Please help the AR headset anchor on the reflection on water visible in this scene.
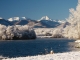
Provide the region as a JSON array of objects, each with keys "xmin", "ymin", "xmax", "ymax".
[{"xmin": 0, "ymin": 38, "xmax": 79, "ymax": 57}]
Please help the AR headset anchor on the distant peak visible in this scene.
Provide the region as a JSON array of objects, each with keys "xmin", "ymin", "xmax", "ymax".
[
  {"xmin": 41, "ymin": 16, "xmax": 50, "ymax": 20},
  {"xmin": 38, "ymin": 16, "xmax": 51, "ymax": 21},
  {"xmin": 8, "ymin": 17, "xmax": 20, "ymax": 21},
  {"xmin": 8, "ymin": 17, "xmax": 27, "ymax": 21}
]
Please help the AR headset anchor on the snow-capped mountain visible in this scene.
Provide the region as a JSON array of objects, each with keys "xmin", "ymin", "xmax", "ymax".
[
  {"xmin": 0, "ymin": 16, "xmax": 67, "ymax": 28},
  {"xmin": 9, "ymin": 16, "xmax": 60, "ymax": 28},
  {"xmin": 38, "ymin": 16, "xmax": 52, "ymax": 21},
  {"xmin": 8, "ymin": 17, "xmax": 27, "ymax": 21},
  {"xmin": 38, "ymin": 16, "xmax": 66, "ymax": 23}
]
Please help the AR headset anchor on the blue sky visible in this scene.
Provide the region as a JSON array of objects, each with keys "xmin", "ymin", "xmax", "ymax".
[{"xmin": 0, "ymin": 0, "xmax": 78, "ymax": 20}]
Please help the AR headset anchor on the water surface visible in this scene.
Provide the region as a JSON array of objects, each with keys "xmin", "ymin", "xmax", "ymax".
[{"xmin": 0, "ymin": 38, "xmax": 79, "ymax": 57}]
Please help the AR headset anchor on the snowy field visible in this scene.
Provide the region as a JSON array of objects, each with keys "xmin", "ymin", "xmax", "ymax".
[{"xmin": 2, "ymin": 51, "xmax": 80, "ymax": 60}]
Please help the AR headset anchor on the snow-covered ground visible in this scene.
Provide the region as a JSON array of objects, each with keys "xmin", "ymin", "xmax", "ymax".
[{"xmin": 2, "ymin": 51, "xmax": 80, "ymax": 60}]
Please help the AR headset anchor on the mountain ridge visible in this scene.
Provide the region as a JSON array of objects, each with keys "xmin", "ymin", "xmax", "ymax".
[{"xmin": 0, "ymin": 16, "xmax": 67, "ymax": 28}]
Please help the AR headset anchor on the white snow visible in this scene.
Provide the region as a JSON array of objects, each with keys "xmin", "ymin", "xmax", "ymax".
[
  {"xmin": 8, "ymin": 17, "xmax": 27, "ymax": 21},
  {"xmin": 75, "ymin": 40, "xmax": 80, "ymax": 48},
  {"xmin": 2, "ymin": 51, "xmax": 80, "ymax": 60},
  {"xmin": 75, "ymin": 40, "xmax": 80, "ymax": 42},
  {"xmin": 37, "ymin": 36, "xmax": 52, "ymax": 38},
  {"xmin": 8, "ymin": 17, "xmax": 20, "ymax": 21},
  {"xmin": 57, "ymin": 20, "xmax": 66, "ymax": 23},
  {"xmin": 37, "ymin": 16, "xmax": 66, "ymax": 23}
]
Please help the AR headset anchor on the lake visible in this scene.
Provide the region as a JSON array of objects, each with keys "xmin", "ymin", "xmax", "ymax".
[{"xmin": 0, "ymin": 38, "xmax": 79, "ymax": 58}]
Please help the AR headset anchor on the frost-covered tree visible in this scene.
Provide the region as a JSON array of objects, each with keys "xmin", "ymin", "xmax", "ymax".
[
  {"xmin": 63, "ymin": 0, "xmax": 80, "ymax": 39},
  {"xmin": 0, "ymin": 24, "xmax": 36, "ymax": 40},
  {"xmin": 50, "ymin": 0, "xmax": 80, "ymax": 39},
  {"xmin": 0, "ymin": 24, "xmax": 7, "ymax": 40},
  {"xmin": 6, "ymin": 26, "xmax": 14, "ymax": 39}
]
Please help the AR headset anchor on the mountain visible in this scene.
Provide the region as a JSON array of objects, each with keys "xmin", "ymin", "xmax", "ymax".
[
  {"xmin": 8, "ymin": 17, "xmax": 32, "ymax": 25},
  {"xmin": 34, "ymin": 16, "xmax": 61, "ymax": 28},
  {"xmin": 9, "ymin": 16, "xmax": 60, "ymax": 28},
  {"xmin": 0, "ymin": 16, "xmax": 66, "ymax": 28},
  {"xmin": 0, "ymin": 18, "xmax": 12, "ymax": 26},
  {"xmin": 38, "ymin": 16, "xmax": 66, "ymax": 23},
  {"xmin": 36, "ymin": 20, "xmax": 60, "ymax": 28}
]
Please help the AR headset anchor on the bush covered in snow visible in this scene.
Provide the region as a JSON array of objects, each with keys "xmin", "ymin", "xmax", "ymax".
[
  {"xmin": 0, "ymin": 24, "xmax": 36, "ymax": 40},
  {"xmin": 51, "ymin": 28, "xmax": 64, "ymax": 38},
  {"xmin": 52, "ymin": 34, "xmax": 64, "ymax": 38}
]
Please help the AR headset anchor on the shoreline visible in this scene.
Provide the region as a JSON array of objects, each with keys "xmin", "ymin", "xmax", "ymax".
[{"xmin": 2, "ymin": 51, "xmax": 80, "ymax": 60}]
